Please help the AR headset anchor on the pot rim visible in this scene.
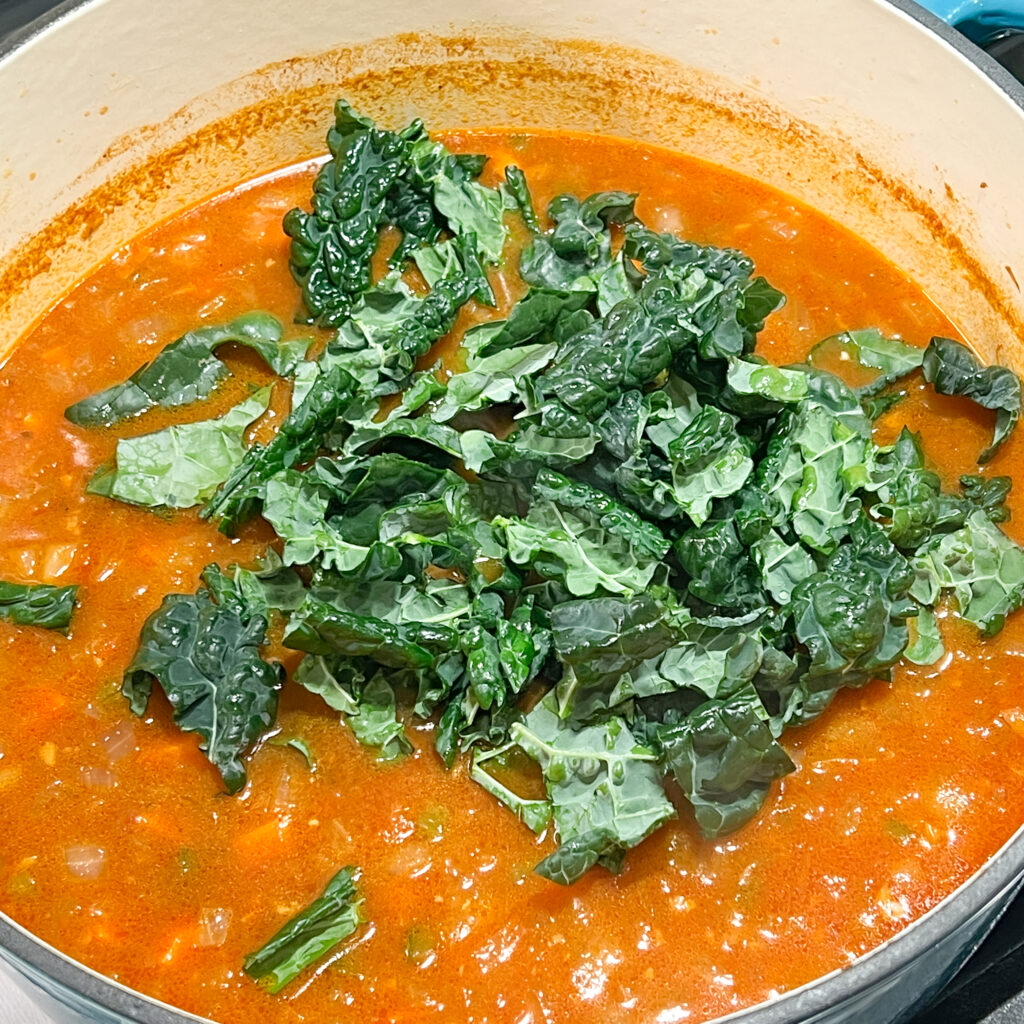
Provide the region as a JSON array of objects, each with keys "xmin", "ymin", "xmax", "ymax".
[{"xmin": 2, "ymin": 1, "xmax": 1024, "ymax": 1022}]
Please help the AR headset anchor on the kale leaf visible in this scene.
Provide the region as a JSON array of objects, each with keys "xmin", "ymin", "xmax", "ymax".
[
  {"xmin": 512, "ymin": 696, "xmax": 674, "ymax": 885},
  {"xmin": 922, "ymin": 336, "xmax": 1021, "ymax": 462},
  {"xmin": 122, "ymin": 565, "xmax": 282, "ymax": 793},
  {"xmin": 294, "ymin": 656, "xmax": 412, "ymax": 761},
  {"xmin": 912, "ymin": 509, "xmax": 1024, "ymax": 636},
  {"xmin": 651, "ymin": 687, "xmax": 794, "ymax": 838},
  {"xmin": 201, "ymin": 364, "xmax": 357, "ymax": 531},
  {"xmin": 497, "ymin": 471, "xmax": 669, "ymax": 596},
  {"xmin": 89, "ymin": 388, "xmax": 271, "ymax": 509},
  {"xmin": 0, "ymin": 580, "xmax": 78, "ymax": 631},
  {"xmin": 66, "ymin": 313, "xmax": 304, "ymax": 427},
  {"xmin": 283, "ymin": 100, "xmax": 503, "ymax": 326},
  {"xmin": 244, "ymin": 866, "xmax": 364, "ymax": 993}
]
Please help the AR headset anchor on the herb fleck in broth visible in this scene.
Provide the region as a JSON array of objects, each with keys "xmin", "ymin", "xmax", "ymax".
[{"xmin": 0, "ymin": 120, "xmax": 1023, "ymax": 1024}]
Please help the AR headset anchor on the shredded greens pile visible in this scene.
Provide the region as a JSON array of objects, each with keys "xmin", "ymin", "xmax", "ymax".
[{"xmin": 55, "ymin": 101, "xmax": 1024, "ymax": 903}]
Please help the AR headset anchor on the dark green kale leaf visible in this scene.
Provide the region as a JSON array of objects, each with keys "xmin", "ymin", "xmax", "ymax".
[
  {"xmin": 904, "ymin": 605, "xmax": 945, "ymax": 666},
  {"xmin": 284, "ymin": 100, "xmax": 502, "ymax": 326},
  {"xmin": 471, "ymin": 288, "xmax": 590, "ymax": 360},
  {"xmin": 674, "ymin": 519, "xmax": 767, "ymax": 612},
  {"xmin": 623, "ymin": 223, "xmax": 784, "ymax": 360},
  {"xmin": 66, "ymin": 313, "xmax": 304, "ymax": 427},
  {"xmin": 244, "ymin": 866, "xmax": 364, "ymax": 993},
  {"xmin": 629, "ymin": 612, "xmax": 766, "ymax": 706},
  {"xmin": 751, "ymin": 530, "xmax": 818, "ymax": 605},
  {"xmin": 121, "ymin": 565, "xmax": 282, "ymax": 793},
  {"xmin": 0, "ymin": 580, "xmax": 78, "ymax": 631},
  {"xmin": 651, "ymin": 687, "xmax": 794, "ymax": 838},
  {"xmin": 503, "ymin": 165, "xmax": 541, "ymax": 233},
  {"xmin": 550, "ymin": 593, "xmax": 682, "ymax": 704},
  {"xmin": 911, "ymin": 509, "xmax": 1024, "ymax": 636},
  {"xmin": 201, "ymin": 363, "xmax": 358, "ymax": 532},
  {"xmin": 646, "ymin": 382, "xmax": 756, "ymax": 526},
  {"xmin": 758, "ymin": 403, "xmax": 869, "ymax": 555},
  {"xmin": 726, "ymin": 356, "xmax": 809, "ymax": 406},
  {"xmin": 922, "ymin": 336, "xmax": 1022, "ymax": 462},
  {"xmin": 224, "ymin": 553, "xmax": 307, "ymax": 619},
  {"xmin": 783, "ymin": 516, "xmax": 915, "ymax": 726},
  {"xmin": 284, "ymin": 108, "xmax": 419, "ymax": 326},
  {"xmin": 519, "ymin": 191, "xmax": 637, "ymax": 299},
  {"xmin": 511, "ymin": 696, "xmax": 674, "ymax": 885},
  {"xmin": 324, "ymin": 240, "xmax": 487, "ymax": 391},
  {"xmin": 284, "ymin": 593, "xmax": 456, "ymax": 670}
]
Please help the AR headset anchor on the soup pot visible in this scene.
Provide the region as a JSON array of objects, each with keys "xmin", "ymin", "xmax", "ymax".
[{"xmin": 2, "ymin": 1, "xmax": 1024, "ymax": 1022}]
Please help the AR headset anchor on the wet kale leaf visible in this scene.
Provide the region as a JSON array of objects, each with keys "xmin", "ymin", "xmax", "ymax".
[
  {"xmin": 0, "ymin": 580, "xmax": 78, "ymax": 631},
  {"xmin": 244, "ymin": 867, "xmax": 364, "ymax": 993},
  {"xmin": 66, "ymin": 313, "xmax": 304, "ymax": 427},
  {"xmin": 121, "ymin": 566, "xmax": 282, "ymax": 793}
]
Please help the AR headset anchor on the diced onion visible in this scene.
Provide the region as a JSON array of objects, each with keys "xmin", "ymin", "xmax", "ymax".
[
  {"xmin": 101, "ymin": 722, "xmax": 136, "ymax": 764},
  {"xmin": 197, "ymin": 907, "xmax": 232, "ymax": 948},
  {"xmin": 66, "ymin": 845, "xmax": 105, "ymax": 879},
  {"xmin": 42, "ymin": 543, "xmax": 77, "ymax": 580},
  {"xmin": 82, "ymin": 767, "xmax": 116, "ymax": 789}
]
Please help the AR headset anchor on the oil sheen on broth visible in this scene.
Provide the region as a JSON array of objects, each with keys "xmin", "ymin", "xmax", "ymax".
[{"xmin": 1, "ymin": 130, "xmax": 1022, "ymax": 1024}]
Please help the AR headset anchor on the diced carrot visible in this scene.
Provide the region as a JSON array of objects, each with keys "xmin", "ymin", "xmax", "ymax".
[
  {"xmin": 135, "ymin": 736, "xmax": 206, "ymax": 771},
  {"xmin": 30, "ymin": 689, "xmax": 68, "ymax": 720},
  {"xmin": 234, "ymin": 816, "xmax": 292, "ymax": 861},
  {"xmin": 132, "ymin": 809, "xmax": 183, "ymax": 842},
  {"xmin": 158, "ymin": 923, "xmax": 195, "ymax": 964}
]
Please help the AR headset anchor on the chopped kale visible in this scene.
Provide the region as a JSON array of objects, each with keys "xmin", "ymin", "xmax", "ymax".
[
  {"xmin": 0, "ymin": 580, "xmax": 78, "ymax": 631},
  {"xmin": 244, "ymin": 867, "xmax": 364, "ymax": 993},
  {"xmin": 106, "ymin": 100, "xmax": 1024, "ymax": 899}
]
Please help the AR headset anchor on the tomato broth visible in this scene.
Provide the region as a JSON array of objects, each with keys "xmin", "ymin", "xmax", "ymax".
[{"xmin": 1, "ymin": 130, "xmax": 1023, "ymax": 1024}]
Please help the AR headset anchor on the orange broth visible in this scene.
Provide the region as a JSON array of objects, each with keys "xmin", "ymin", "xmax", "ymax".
[{"xmin": 1, "ymin": 130, "xmax": 1024, "ymax": 1024}]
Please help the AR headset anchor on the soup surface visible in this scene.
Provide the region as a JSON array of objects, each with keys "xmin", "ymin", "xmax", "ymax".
[{"xmin": 1, "ymin": 129, "xmax": 1024, "ymax": 1024}]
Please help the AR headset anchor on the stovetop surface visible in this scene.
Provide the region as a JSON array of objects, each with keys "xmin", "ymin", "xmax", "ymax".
[{"xmin": 3, "ymin": 1, "xmax": 1024, "ymax": 1021}]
